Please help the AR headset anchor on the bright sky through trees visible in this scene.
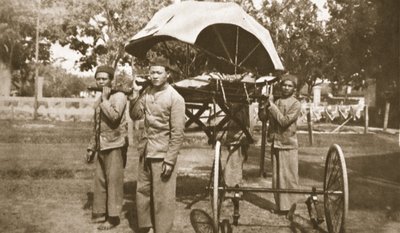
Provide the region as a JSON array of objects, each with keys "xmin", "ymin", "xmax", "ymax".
[{"xmin": 51, "ymin": 0, "xmax": 329, "ymax": 76}]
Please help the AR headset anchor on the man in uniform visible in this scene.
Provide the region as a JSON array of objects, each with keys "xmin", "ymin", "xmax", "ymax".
[
  {"xmin": 129, "ymin": 57, "xmax": 185, "ymax": 233},
  {"xmin": 86, "ymin": 65, "xmax": 128, "ymax": 230},
  {"xmin": 258, "ymin": 74, "xmax": 301, "ymax": 217},
  {"xmin": 224, "ymin": 103, "xmax": 250, "ymax": 189}
]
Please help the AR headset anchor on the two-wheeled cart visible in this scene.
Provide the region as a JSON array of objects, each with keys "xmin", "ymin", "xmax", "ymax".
[{"xmin": 195, "ymin": 141, "xmax": 348, "ymax": 233}]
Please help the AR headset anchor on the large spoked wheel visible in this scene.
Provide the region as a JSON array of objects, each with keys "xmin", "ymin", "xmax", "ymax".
[
  {"xmin": 323, "ymin": 144, "xmax": 349, "ymax": 233},
  {"xmin": 210, "ymin": 141, "xmax": 224, "ymax": 233}
]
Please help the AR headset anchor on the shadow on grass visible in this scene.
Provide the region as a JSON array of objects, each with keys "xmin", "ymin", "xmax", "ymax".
[
  {"xmin": 83, "ymin": 192, "xmax": 93, "ymax": 210},
  {"xmin": 81, "ymin": 182, "xmax": 140, "ymax": 232},
  {"xmin": 345, "ymin": 152, "xmax": 400, "ymax": 212},
  {"xmin": 300, "ymin": 151, "xmax": 400, "ymax": 211},
  {"xmin": 242, "ymin": 192, "xmax": 276, "ymax": 212},
  {"xmin": 289, "ymin": 214, "xmax": 328, "ymax": 233},
  {"xmin": 238, "ymin": 145, "xmax": 400, "ymax": 213},
  {"xmin": 177, "ymin": 176, "xmax": 210, "ymax": 209},
  {"xmin": 123, "ymin": 181, "xmax": 139, "ymax": 232},
  {"xmin": 346, "ymin": 152, "xmax": 400, "ymax": 183},
  {"xmin": 0, "ymin": 168, "xmax": 89, "ymax": 179}
]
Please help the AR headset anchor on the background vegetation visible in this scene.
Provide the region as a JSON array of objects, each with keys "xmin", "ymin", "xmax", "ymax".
[{"xmin": 0, "ymin": 0, "xmax": 398, "ymax": 125}]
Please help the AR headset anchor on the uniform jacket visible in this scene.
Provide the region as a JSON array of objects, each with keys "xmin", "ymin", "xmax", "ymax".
[
  {"xmin": 129, "ymin": 84, "xmax": 185, "ymax": 166},
  {"xmin": 260, "ymin": 95, "xmax": 301, "ymax": 149},
  {"xmin": 88, "ymin": 91, "xmax": 128, "ymax": 151}
]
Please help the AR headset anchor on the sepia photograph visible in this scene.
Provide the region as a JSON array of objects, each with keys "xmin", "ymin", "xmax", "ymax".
[{"xmin": 0, "ymin": 0, "xmax": 398, "ymax": 232}]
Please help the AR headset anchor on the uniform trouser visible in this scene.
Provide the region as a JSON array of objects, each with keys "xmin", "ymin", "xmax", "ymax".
[
  {"xmin": 136, "ymin": 158, "xmax": 177, "ymax": 233},
  {"xmin": 271, "ymin": 147, "xmax": 299, "ymax": 211},
  {"xmin": 93, "ymin": 148, "xmax": 124, "ymax": 217},
  {"xmin": 224, "ymin": 145, "xmax": 244, "ymax": 187},
  {"xmin": 221, "ymin": 145, "xmax": 245, "ymax": 219}
]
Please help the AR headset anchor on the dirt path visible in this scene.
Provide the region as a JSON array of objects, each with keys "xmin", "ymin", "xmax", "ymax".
[{"xmin": 0, "ymin": 128, "xmax": 399, "ymax": 232}]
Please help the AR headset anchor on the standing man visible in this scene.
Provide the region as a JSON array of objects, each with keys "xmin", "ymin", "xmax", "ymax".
[
  {"xmin": 86, "ymin": 65, "xmax": 128, "ymax": 230},
  {"xmin": 221, "ymin": 103, "xmax": 250, "ymax": 222},
  {"xmin": 258, "ymin": 74, "xmax": 301, "ymax": 216},
  {"xmin": 224, "ymin": 103, "xmax": 250, "ymax": 189},
  {"xmin": 129, "ymin": 57, "xmax": 185, "ymax": 233}
]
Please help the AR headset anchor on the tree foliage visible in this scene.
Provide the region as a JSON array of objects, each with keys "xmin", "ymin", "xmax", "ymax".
[
  {"xmin": 324, "ymin": 0, "xmax": 378, "ymax": 92},
  {"xmin": 0, "ymin": 0, "xmax": 37, "ymax": 70},
  {"xmin": 325, "ymin": 0, "xmax": 399, "ymax": 125},
  {"xmin": 241, "ymin": 0, "xmax": 329, "ymax": 94},
  {"xmin": 2, "ymin": 0, "xmax": 397, "ymax": 111},
  {"xmin": 47, "ymin": 0, "xmax": 172, "ymax": 71},
  {"xmin": 0, "ymin": 0, "xmax": 59, "ymax": 95},
  {"xmin": 41, "ymin": 66, "xmax": 88, "ymax": 97}
]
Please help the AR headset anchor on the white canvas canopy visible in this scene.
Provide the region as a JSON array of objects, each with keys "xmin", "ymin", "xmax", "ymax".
[{"xmin": 125, "ymin": 1, "xmax": 284, "ymax": 75}]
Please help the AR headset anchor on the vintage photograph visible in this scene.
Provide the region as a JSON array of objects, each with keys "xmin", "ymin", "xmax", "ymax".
[{"xmin": 0, "ymin": 0, "xmax": 398, "ymax": 232}]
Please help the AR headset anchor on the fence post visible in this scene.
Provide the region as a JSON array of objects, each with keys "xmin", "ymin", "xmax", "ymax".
[
  {"xmin": 307, "ymin": 107, "xmax": 313, "ymax": 146},
  {"xmin": 60, "ymin": 101, "xmax": 66, "ymax": 121},
  {"xmin": 364, "ymin": 105, "xmax": 369, "ymax": 134},
  {"xmin": 11, "ymin": 104, "xmax": 14, "ymax": 120},
  {"xmin": 383, "ymin": 101, "xmax": 390, "ymax": 132}
]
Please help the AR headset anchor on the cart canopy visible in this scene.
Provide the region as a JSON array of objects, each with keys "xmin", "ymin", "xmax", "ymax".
[{"xmin": 125, "ymin": 1, "xmax": 284, "ymax": 75}]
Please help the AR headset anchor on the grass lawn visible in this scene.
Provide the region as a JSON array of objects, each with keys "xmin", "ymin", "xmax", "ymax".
[{"xmin": 0, "ymin": 120, "xmax": 399, "ymax": 233}]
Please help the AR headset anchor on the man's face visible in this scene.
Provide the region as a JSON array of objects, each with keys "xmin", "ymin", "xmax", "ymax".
[
  {"xmin": 281, "ymin": 80, "xmax": 296, "ymax": 98},
  {"xmin": 149, "ymin": 65, "xmax": 169, "ymax": 87},
  {"xmin": 95, "ymin": 72, "xmax": 112, "ymax": 88}
]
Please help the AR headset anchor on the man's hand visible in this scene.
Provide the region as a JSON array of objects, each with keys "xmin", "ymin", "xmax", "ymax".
[
  {"xmin": 259, "ymin": 94, "xmax": 270, "ymax": 109},
  {"xmin": 128, "ymin": 80, "xmax": 141, "ymax": 101},
  {"xmin": 86, "ymin": 150, "xmax": 95, "ymax": 163},
  {"xmin": 132, "ymin": 79, "xmax": 143, "ymax": 92},
  {"xmin": 161, "ymin": 162, "xmax": 174, "ymax": 179},
  {"xmin": 102, "ymin": 86, "xmax": 111, "ymax": 101}
]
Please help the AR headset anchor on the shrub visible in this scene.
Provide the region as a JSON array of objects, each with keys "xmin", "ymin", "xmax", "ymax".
[{"xmin": 42, "ymin": 66, "xmax": 93, "ymax": 97}]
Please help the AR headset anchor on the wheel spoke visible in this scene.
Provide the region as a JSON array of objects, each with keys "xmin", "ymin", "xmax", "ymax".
[
  {"xmin": 190, "ymin": 209, "xmax": 214, "ymax": 233},
  {"xmin": 333, "ymin": 208, "xmax": 343, "ymax": 232},
  {"xmin": 324, "ymin": 145, "xmax": 348, "ymax": 233},
  {"xmin": 327, "ymin": 165, "xmax": 341, "ymax": 190},
  {"xmin": 326, "ymin": 151, "xmax": 339, "ymax": 187},
  {"xmin": 327, "ymin": 151, "xmax": 336, "ymax": 172},
  {"xmin": 326, "ymin": 190, "xmax": 344, "ymax": 233},
  {"xmin": 328, "ymin": 178, "xmax": 342, "ymax": 192},
  {"xmin": 328, "ymin": 161, "xmax": 343, "ymax": 189},
  {"xmin": 332, "ymin": 197, "xmax": 343, "ymax": 215}
]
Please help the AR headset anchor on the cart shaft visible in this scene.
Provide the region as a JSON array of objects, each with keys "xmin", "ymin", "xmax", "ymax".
[{"xmin": 222, "ymin": 187, "xmax": 343, "ymax": 195}]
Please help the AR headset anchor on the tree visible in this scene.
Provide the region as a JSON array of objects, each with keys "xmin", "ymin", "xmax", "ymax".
[
  {"xmin": 0, "ymin": 0, "xmax": 36, "ymax": 95},
  {"xmin": 370, "ymin": 0, "xmax": 399, "ymax": 112},
  {"xmin": 39, "ymin": 65, "xmax": 89, "ymax": 97},
  {"xmin": 324, "ymin": 0, "xmax": 379, "ymax": 93},
  {"xmin": 0, "ymin": 0, "xmax": 59, "ymax": 96},
  {"xmin": 47, "ymin": 0, "xmax": 173, "ymax": 72},
  {"xmin": 325, "ymin": 0, "xmax": 399, "ymax": 126},
  {"xmin": 243, "ymin": 0, "xmax": 330, "ymax": 95}
]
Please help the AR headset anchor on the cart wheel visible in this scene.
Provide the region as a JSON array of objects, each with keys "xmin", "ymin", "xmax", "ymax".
[
  {"xmin": 210, "ymin": 141, "xmax": 224, "ymax": 233},
  {"xmin": 323, "ymin": 144, "xmax": 349, "ymax": 233},
  {"xmin": 190, "ymin": 209, "xmax": 214, "ymax": 233}
]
